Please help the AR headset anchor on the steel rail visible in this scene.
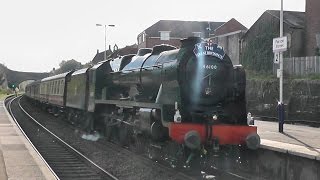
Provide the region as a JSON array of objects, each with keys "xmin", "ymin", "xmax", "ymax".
[
  {"xmin": 9, "ymin": 96, "xmax": 118, "ymax": 180},
  {"xmin": 6, "ymin": 96, "xmax": 60, "ymax": 180}
]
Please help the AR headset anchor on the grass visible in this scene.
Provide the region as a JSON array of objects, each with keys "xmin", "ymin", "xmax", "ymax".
[
  {"xmin": 0, "ymin": 88, "xmax": 13, "ymax": 101},
  {"xmin": 288, "ymin": 73, "xmax": 320, "ymax": 80},
  {"xmin": 246, "ymin": 71, "xmax": 277, "ymax": 81},
  {"xmin": 246, "ymin": 71, "xmax": 320, "ymax": 81}
]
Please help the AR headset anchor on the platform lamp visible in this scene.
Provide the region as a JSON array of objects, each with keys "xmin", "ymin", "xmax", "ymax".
[{"xmin": 96, "ymin": 24, "xmax": 115, "ymax": 60}]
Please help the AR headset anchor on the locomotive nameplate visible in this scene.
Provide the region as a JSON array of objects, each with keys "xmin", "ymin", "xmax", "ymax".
[{"xmin": 193, "ymin": 42, "xmax": 225, "ymax": 60}]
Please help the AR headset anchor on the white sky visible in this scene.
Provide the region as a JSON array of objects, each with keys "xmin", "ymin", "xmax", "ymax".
[{"xmin": 0, "ymin": 0, "xmax": 305, "ymax": 72}]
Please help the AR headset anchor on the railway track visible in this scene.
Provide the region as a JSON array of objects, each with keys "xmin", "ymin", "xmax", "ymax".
[
  {"xmin": 11, "ymin": 95, "xmax": 256, "ymax": 180},
  {"xmin": 6, "ymin": 96, "xmax": 118, "ymax": 180}
]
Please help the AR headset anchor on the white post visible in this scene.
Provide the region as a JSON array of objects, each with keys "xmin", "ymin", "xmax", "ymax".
[
  {"xmin": 104, "ymin": 25, "xmax": 107, "ymax": 61},
  {"xmin": 279, "ymin": 0, "xmax": 284, "ymax": 133},
  {"xmin": 280, "ymin": 0, "xmax": 283, "ymax": 103},
  {"xmin": 96, "ymin": 24, "xmax": 115, "ymax": 61}
]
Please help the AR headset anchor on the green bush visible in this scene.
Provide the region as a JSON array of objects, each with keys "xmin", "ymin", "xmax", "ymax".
[
  {"xmin": 241, "ymin": 23, "xmax": 278, "ymax": 73},
  {"xmin": 0, "ymin": 88, "xmax": 11, "ymax": 95}
]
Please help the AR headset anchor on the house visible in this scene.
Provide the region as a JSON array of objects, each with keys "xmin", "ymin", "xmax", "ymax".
[
  {"xmin": 242, "ymin": 10, "xmax": 305, "ymax": 58},
  {"xmin": 240, "ymin": 10, "xmax": 305, "ymax": 72},
  {"xmin": 136, "ymin": 20, "xmax": 225, "ymax": 49},
  {"xmin": 210, "ymin": 18, "xmax": 248, "ymax": 65},
  {"xmin": 91, "ymin": 44, "xmax": 138, "ymax": 64}
]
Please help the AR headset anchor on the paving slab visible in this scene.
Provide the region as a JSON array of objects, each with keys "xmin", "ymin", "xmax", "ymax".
[
  {"xmin": 0, "ymin": 144, "xmax": 8, "ymax": 180},
  {"xmin": 256, "ymin": 120, "xmax": 320, "ymax": 160},
  {"xmin": 0, "ymin": 99, "xmax": 57, "ymax": 180}
]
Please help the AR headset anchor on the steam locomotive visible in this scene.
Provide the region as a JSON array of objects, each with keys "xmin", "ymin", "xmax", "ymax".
[{"xmin": 25, "ymin": 37, "xmax": 260, "ymax": 165}]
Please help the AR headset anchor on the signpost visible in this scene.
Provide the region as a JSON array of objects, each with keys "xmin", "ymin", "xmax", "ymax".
[
  {"xmin": 274, "ymin": 52, "xmax": 280, "ymax": 64},
  {"xmin": 274, "ymin": 0, "xmax": 285, "ymax": 133},
  {"xmin": 273, "ymin": 36, "xmax": 288, "ymax": 53}
]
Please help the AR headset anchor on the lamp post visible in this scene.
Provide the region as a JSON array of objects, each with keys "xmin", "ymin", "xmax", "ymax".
[
  {"xmin": 96, "ymin": 24, "xmax": 115, "ymax": 60},
  {"xmin": 279, "ymin": 0, "xmax": 284, "ymax": 133}
]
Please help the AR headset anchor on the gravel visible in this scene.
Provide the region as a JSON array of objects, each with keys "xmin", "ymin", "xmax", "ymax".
[{"xmin": 19, "ymin": 97, "xmax": 195, "ymax": 180}]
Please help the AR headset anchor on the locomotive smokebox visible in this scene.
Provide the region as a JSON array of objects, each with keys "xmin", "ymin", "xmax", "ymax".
[{"xmin": 184, "ymin": 130, "xmax": 201, "ymax": 150}]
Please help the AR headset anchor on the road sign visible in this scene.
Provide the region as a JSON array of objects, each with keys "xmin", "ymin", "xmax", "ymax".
[
  {"xmin": 273, "ymin": 36, "xmax": 287, "ymax": 53},
  {"xmin": 274, "ymin": 52, "xmax": 280, "ymax": 64},
  {"xmin": 277, "ymin": 69, "xmax": 281, "ymax": 78}
]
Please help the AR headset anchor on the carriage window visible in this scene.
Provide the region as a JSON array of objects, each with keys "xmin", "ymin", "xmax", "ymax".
[
  {"xmin": 57, "ymin": 81, "xmax": 60, "ymax": 95},
  {"xmin": 51, "ymin": 82, "xmax": 53, "ymax": 94},
  {"xmin": 53, "ymin": 81, "xmax": 56, "ymax": 95},
  {"xmin": 55, "ymin": 80, "xmax": 59, "ymax": 95},
  {"xmin": 60, "ymin": 80, "xmax": 64, "ymax": 95}
]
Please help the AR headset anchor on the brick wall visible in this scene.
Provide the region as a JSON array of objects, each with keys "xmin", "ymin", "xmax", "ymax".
[
  {"xmin": 305, "ymin": 0, "xmax": 320, "ymax": 56},
  {"xmin": 213, "ymin": 32, "xmax": 245, "ymax": 65},
  {"xmin": 138, "ymin": 38, "xmax": 181, "ymax": 49}
]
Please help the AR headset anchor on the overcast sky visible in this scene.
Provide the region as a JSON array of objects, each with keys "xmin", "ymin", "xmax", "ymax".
[{"xmin": 0, "ymin": 0, "xmax": 305, "ymax": 72}]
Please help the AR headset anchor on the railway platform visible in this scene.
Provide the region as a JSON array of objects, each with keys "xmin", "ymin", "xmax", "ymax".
[
  {"xmin": 256, "ymin": 120, "xmax": 320, "ymax": 160},
  {"xmin": 0, "ymin": 100, "xmax": 56, "ymax": 180}
]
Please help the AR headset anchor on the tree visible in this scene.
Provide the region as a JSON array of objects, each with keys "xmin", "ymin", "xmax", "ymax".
[
  {"xmin": 54, "ymin": 59, "xmax": 82, "ymax": 74},
  {"xmin": 241, "ymin": 23, "xmax": 278, "ymax": 74}
]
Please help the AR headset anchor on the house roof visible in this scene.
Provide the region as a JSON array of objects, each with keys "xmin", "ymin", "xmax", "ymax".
[
  {"xmin": 92, "ymin": 44, "xmax": 138, "ymax": 64},
  {"xmin": 214, "ymin": 18, "xmax": 247, "ymax": 36},
  {"xmin": 143, "ymin": 20, "xmax": 225, "ymax": 38},
  {"xmin": 266, "ymin": 10, "xmax": 305, "ymax": 28},
  {"xmin": 108, "ymin": 44, "xmax": 138, "ymax": 59},
  {"xmin": 91, "ymin": 49, "xmax": 113, "ymax": 64},
  {"xmin": 242, "ymin": 10, "xmax": 305, "ymax": 40}
]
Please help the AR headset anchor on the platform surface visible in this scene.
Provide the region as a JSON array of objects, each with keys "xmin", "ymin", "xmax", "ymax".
[
  {"xmin": 0, "ymin": 99, "xmax": 56, "ymax": 180},
  {"xmin": 256, "ymin": 120, "xmax": 320, "ymax": 160}
]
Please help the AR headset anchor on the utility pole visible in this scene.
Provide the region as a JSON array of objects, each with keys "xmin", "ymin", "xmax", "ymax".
[
  {"xmin": 273, "ymin": 0, "xmax": 286, "ymax": 133},
  {"xmin": 279, "ymin": 0, "xmax": 285, "ymax": 133},
  {"xmin": 96, "ymin": 24, "xmax": 115, "ymax": 60}
]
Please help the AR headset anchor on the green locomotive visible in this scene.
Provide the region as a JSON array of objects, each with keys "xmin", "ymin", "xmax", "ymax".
[{"xmin": 25, "ymin": 37, "xmax": 260, "ymax": 166}]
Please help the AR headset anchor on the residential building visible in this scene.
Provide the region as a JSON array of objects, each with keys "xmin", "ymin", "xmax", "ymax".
[
  {"xmin": 240, "ymin": 10, "xmax": 305, "ymax": 72},
  {"xmin": 136, "ymin": 20, "xmax": 224, "ymax": 49},
  {"xmin": 92, "ymin": 44, "xmax": 138, "ymax": 64},
  {"xmin": 210, "ymin": 18, "xmax": 248, "ymax": 64},
  {"xmin": 242, "ymin": 10, "xmax": 305, "ymax": 58}
]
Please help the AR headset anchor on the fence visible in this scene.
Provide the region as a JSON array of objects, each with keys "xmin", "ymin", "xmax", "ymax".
[{"xmin": 273, "ymin": 56, "xmax": 320, "ymax": 76}]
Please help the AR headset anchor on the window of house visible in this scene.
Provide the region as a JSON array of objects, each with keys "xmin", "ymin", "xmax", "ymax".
[
  {"xmin": 193, "ymin": 32, "xmax": 202, "ymax": 37},
  {"xmin": 138, "ymin": 35, "xmax": 142, "ymax": 44},
  {"xmin": 160, "ymin": 31, "xmax": 170, "ymax": 40},
  {"xmin": 142, "ymin": 33, "xmax": 145, "ymax": 42}
]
